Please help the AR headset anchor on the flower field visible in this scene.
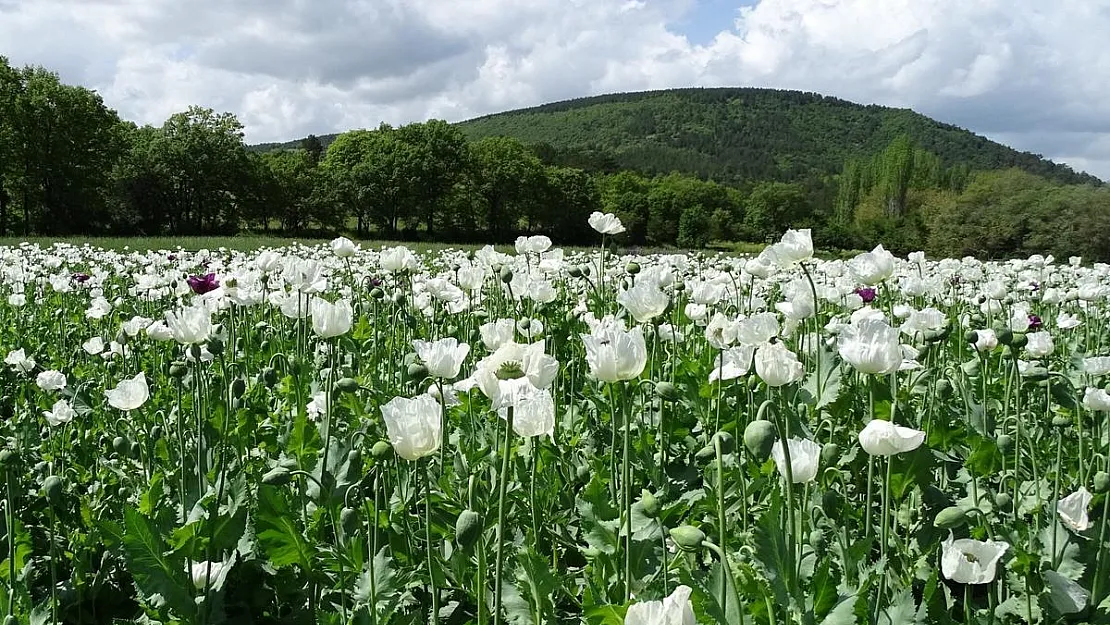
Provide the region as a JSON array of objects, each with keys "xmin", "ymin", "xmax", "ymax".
[{"xmin": 1, "ymin": 217, "xmax": 1109, "ymax": 624}]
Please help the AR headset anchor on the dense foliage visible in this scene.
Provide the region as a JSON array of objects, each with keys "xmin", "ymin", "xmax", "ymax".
[
  {"xmin": 2, "ymin": 226, "xmax": 1110, "ymax": 624},
  {"xmin": 3, "ymin": 58, "xmax": 1110, "ymax": 259}
]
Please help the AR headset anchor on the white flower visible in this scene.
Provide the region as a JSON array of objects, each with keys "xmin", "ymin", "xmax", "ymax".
[
  {"xmin": 145, "ymin": 321, "xmax": 174, "ymax": 341},
  {"xmin": 189, "ymin": 561, "xmax": 231, "ymax": 590},
  {"xmin": 514, "ymin": 235, "xmax": 552, "ymax": 254},
  {"xmin": 507, "ymin": 387, "xmax": 555, "ymax": 438},
  {"xmin": 941, "ymin": 535, "xmax": 1009, "ymax": 584},
  {"xmin": 310, "ymin": 298, "xmax": 353, "ymax": 338},
  {"xmin": 164, "ymin": 306, "xmax": 213, "ymax": 345},
  {"xmin": 837, "ymin": 318, "xmax": 902, "ymax": 375},
  {"xmin": 330, "ymin": 236, "xmax": 358, "ymax": 258},
  {"xmin": 973, "ymin": 329, "xmax": 998, "ymax": 352},
  {"xmin": 1083, "ymin": 387, "xmax": 1110, "ymax": 411},
  {"xmin": 469, "ymin": 340, "xmax": 560, "ymax": 409},
  {"xmin": 582, "ymin": 325, "xmax": 648, "ymax": 382},
  {"xmin": 617, "ymin": 282, "xmax": 669, "ymax": 323},
  {"xmin": 380, "ymin": 246, "xmax": 419, "ymax": 273},
  {"xmin": 380, "ymin": 394, "xmax": 442, "ymax": 461},
  {"xmin": 480, "ymin": 319, "xmax": 517, "ymax": 350},
  {"xmin": 43, "ymin": 399, "xmax": 77, "ymax": 426},
  {"xmin": 770, "ymin": 438, "xmax": 821, "ymax": 483},
  {"xmin": 754, "ymin": 342, "xmax": 804, "ymax": 387},
  {"xmin": 82, "ymin": 336, "xmax": 105, "ymax": 355},
  {"xmin": 709, "ymin": 345, "xmax": 756, "ymax": 383},
  {"xmin": 122, "ymin": 315, "xmax": 153, "ymax": 337},
  {"xmin": 413, "ymin": 337, "xmax": 470, "ymax": 380},
  {"xmin": 588, "ymin": 211, "xmax": 626, "ymax": 235},
  {"xmin": 849, "ymin": 244, "xmax": 896, "ymax": 285},
  {"xmin": 858, "ymin": 419, "xmax": 925, "ymax": 456},
  {"xmin": 624, "ymin": 585, "xmax": 696, "ymax": 625},
  {"xmin": 1082, "ymin": 357, "xmax": 1110, "ymax": 377},
  {"xmin": 1025, "ymin": 331, "xmax": 1055, "ymax": 358},
  {"xmin": 1058, "ymin": 487, "xmax": 1093, "ymax": 532},
  {"xmin": 4, "ymin": 348, "xmax": 34, "ymax": 373},
  {"xmin": 1056, "ymin": 312, "xmax": 1082, "ymax": 330},
  {"xmin": 760, "ymin": 229, "xmax": 813, "ymax": 267},
  {"xmin": 35, "ymin": 370, "xmax": 67, "ymax": 391},
  {"xmin": 106, "ymin": 372, "xmax": 150, "ymax": 411}
]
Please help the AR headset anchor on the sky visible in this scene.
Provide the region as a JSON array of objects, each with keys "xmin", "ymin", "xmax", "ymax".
[{"xmin": 3, "ymin": 0, "xmax": 1110, "ymax": 180}]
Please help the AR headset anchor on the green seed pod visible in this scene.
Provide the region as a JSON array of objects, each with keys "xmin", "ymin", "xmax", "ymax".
[
  {"xmin": 499, "ymin": 266, "xmax": 513, "ymax": 284},
  {"xmin": 964, "ymin": 330, "xmax": 979, "ymax": 344},
  {"xmin": 639, "ymin": 490, "xmax": 659, "ymax": 518},
  {"xmin": 262, "ymin": 467, "xmax": 292, "ymax": 486},
  {"xmin": 208, "ymin": 338, "xmax": 225, "ymax": 356},
  {"xmin": 1095, "ymin": 471, "xmax": 1110, "ymax": 494},
  {"xmin": 669, "ymin": 525, "xmax": 706, "ymax": 552},
  {"xmin": 695, "ymin": 444, "xmax": 715, "ymax": 462},
  {"xmin": 230, "ymin": 378, "xmax": 247, "ymax": 398},
  {"xmin": 996, "ymin": 434, "xmax": 1012, "ymax": 451},
  {"xmin": 808, "ymin": 529, "xmax": 825, "ymax": 552},
  {"xmin": 567, "ymin": 266, "xmax": 583, "ymax": 278},
  {"xmin": 456, "ymin": 510, "xmax": 482, "ymax": 550},
  {"xmin": 743, "ymin": 420, "xmax": 777, "ymax": 462},
  {"xmin": 279, "ymin": 457, "xmax": 299, "ymax": 471},
  {"xmin": 370, "ymin": 441, "xmax": 393, "ymax": 459},
  {"xmin": 1010, "ymin": 332, "xmax": 1028, "ymax": 349},
  {"xmin": 820, "ymin": 443, "xmax": 840, "ymax": 466},
  {"xmin": 935, "ymin": 379, "xmax": 953, "ymax": 399},
  {"xmin": 337, "ymin": 377, "xmax": 360, "ymax": 393},
  {"xmin": 407, "ymin": 362, "xmax": 428, "ymax": 380},
  {"xmin": 262, "ymin": 367, "xmax": 279, "ymax": 387},
  {"xmin": 654, "ymin": 381, "xmax": 679, "ymax": 401},
  {"xmin": 42, "ymin": 475, "xmax": 63, "ymax": 505},
  {"xmin": 821, "ymin": 489, "xmax": 843, "ymax": 519},
  {"xmin": 996, "ymin": 328, "xmax": 1013, "ymax": 346},
  {"xmin": 994, "ymin": 492, "xmax": 1012, "ymax": 510},
  {"xmin": 625, "ymin": 262, "xmax": 640, "ymax": 275},
  {"xmin": 340, "ymin": 507, "xmax": 359, "ymax": 535},
  {"xmin": 168, "ymin": 361, "xmax": 188, "ymax": 379},
  {"xmin": 370, "ymin": 287, "xmax": 385, "ymax": 300},
  {"xmin": 933, "ymin": 506, "xmax": 967, "ymax": 529},
  {"xmin": 112, "ymin": 436, "xmax": 129, "ymax": 456}
]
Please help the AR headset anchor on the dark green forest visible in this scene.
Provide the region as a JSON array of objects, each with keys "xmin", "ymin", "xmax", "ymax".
[{"xmin": 4, "ymin": 57, "xmax": 1110, "ymax": 259}]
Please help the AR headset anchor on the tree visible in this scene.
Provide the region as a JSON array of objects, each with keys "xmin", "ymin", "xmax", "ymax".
[
  {"xmin": 469, "ymin": 136, "xmax": 545, "ymax": 241},
  {"xmin": 742, "ymin": 181, "xmax": 808, "ymax": 241},
  {"xmin": 539, "ymin": 166, "xmax": 600, "ymax": 244},
  {"xmin": 301, "ymin": 134, "xmax": 324, "ymax": 165},
  {"xmin": 321, "ymin": 125, "xmax": 421, "ymax": 237},
  {"xmin": 394, "ymin": 120, "xmax": 470, "ymax": 238}
]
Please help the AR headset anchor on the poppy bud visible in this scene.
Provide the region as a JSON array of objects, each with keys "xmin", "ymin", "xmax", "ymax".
[
  {"xmin": 996, "ymin": 434, "xmax": 1012, "ymax": 451},
  {"xmin": 1095, "ymin": 471, "xmax": 1110, "ymax": 494},
  {"xmin": 994, "ymin": 492, "xmax": 1012, "ymax": 511},
  {"xmin": 341, "ymin": 507, "xmax": 359, "ymax": 535},
  {"xmin": 654, "ymin": 381, "xmax": 679, "ymax": 401},
  {"xmin": 456, "ymin": 510, "xmax": 482, "ymax": 550},
  {"xmin": 370, "ymin": 441, "xmax": 393, "ymax": 459},
  {"xmin": 262, "ymin": 467, "xmax": 292, "ymax": 486},
  {"xmin": 639, "ymin": 490, "xmax": 659, "ymax": 518},
  {"xmin": 669, "ymin": 525, "xmax": 705, "ymax": 552},
  {"xmin": 168, "ymin": 361, "xmax": 188, "ymax": 379},
  {"xmin": 743, "ymin": 420, "xmax": 777, "ymax": 462},
  {"xmin": 933, "ymin": 506, "xmax": 967, "ymax": 529},
  {"xmin": 42, "ymin": 475, "xmax": 63, "ymax": 505},
  {"xmin": 112, "ymin": 436, "xmax": 129, "ymax": 456},
  {"xmin": 337, "ymin": 377, "xmax": 360, "ymax": 393}
]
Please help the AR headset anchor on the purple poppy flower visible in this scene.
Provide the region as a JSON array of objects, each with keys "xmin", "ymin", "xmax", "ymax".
[
  {"xmin": 855, "ymin": 287, "xmax": 877, "ymax": 304},
  {"xmin": 72, "ymin": 273, "xmax": 90, "ymax": 284},
  {"xmin": 1027, "ymin": 314, "xmax": 1043, "ymax": 330},
  {"xmin": 167, "ymin": 254, "xmax": 177, "ymax": 262},
  {"xmin": 186, "ymin": 273, "xmax": 220, "ymax": 295}
]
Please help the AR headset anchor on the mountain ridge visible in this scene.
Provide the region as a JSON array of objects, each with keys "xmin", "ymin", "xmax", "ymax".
[{"xmin": 252, "ymin": 87, "xmax": 1101, "ymax": 186}]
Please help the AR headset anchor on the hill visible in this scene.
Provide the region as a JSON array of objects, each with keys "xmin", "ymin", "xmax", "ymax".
[{"xmin": 253, "ymin": 87, "xmax": 1101, "ymax": 186}]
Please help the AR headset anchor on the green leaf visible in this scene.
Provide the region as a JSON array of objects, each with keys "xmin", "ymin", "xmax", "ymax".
[
  {"xmin": 355, "ymin": 547, "xmax": 398, "ymax": 611},
  {"xmin": 996, "ymin": 594, "xmax": 1041, "ymax": 623},
  {"xmin": 819, "ymin": 594, "xmax": 858, "ymax": 625},
  {"xmin": 754, "ymin": 507, "xmax": 790, "ymax": 605},
  {"xmin": 889, "ymin": 446, "xmax": 935, "ymax": 500},
  {"xmin": 121, "ymin": 507, "xmax": 196, "ymax": 620},
  {"xmin": 585, "ymin": 605, "xmax": 626, "ymax": 625},
  {"xmin": 501, "ymin": 581, "xmax": 535, "ymax": 625},
  {"xmin": 516, "ymin": 546, "xmax": 558, "ymax": 624},
  {"xmin": 140, "ymin": 471, "xmax": 165, "ymax": 517},
  {"xmin": 255, "ymin": 484, "xmax": 313, "ymax": 569},
  {"xmin": 881, "ymin": 589, "xmax": 920, "ymax": 625},
  {"xmin": 0, "ymin": 519, "xmax": 31, "ymax": 584},
  {"xmin": 808, "ymin": 560, "xmax": 838, "ymax": 620},
  {"xmin": 1045, "ymin": 569, "xmax": 1089, "ymax": 615}
]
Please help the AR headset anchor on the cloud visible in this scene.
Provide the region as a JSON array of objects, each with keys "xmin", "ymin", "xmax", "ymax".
[{"xmin": 1, "ymin": 0, "xmax": 1109, "ymax": 179}]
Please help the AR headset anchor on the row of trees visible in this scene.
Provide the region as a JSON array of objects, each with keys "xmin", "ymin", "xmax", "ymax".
[{"xmin": 3, "ymin": 57, "xmax": 1109, "ymax": 259}]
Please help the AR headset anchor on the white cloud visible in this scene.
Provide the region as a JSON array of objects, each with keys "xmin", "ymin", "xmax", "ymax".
[{"xmin": 1, "ymin": 0, "xmax": 1109, "ymax": 178}]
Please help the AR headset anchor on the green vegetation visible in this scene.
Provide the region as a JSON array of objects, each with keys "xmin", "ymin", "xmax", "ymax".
[{"xmin": 4, "ymin": 57, "xmax": 1109, "ymax": 258}]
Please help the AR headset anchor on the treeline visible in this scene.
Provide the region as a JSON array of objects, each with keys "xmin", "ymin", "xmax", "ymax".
[{"xmin": 2, "ymin": 58, "xmax": 1110, "ymax": 260}]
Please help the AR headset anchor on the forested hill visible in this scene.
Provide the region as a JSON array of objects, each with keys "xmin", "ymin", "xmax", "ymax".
[{"xmin": 254, "ymin": 88, "xmax": 1100, "ymax": 186}]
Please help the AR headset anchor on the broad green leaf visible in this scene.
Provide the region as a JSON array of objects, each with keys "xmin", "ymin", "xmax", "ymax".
[
  {"xmin": 754, "ymin": 507, "xmax": 790, "ymax": 605},
  {"xmin": 121, "ymin": 507, "xmax": 196, "ymax": 620},
  {"xmin": 819, "ymin": 594, "xmax": 858, "ymax": 625},
  {"xmin": 255, "ymin": 484, "xmax": 313, "ymax": 569}
]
